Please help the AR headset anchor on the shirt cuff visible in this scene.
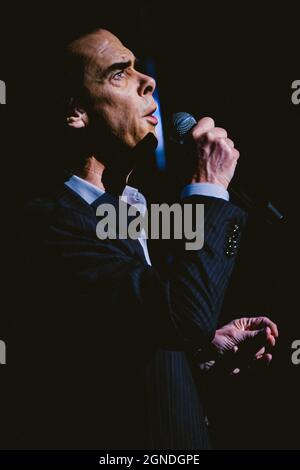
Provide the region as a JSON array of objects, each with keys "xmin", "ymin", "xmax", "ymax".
[{"xmin": 181, "ymin": 183, "xmax": 229, "ymax": 201}]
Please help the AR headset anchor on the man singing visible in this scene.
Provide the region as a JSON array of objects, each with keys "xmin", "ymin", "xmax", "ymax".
[{"xmin": 18, "ymin": 28, "xmax": 278, "ymax": 450}]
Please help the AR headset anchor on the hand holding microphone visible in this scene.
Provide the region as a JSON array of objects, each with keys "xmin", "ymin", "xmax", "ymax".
[
  {"xmin": 188, "ymin": 116, "xmax": 240, "ymax": 189},
  {"xmin": 170, "ymin": 112, "xmax": 240, "ymax": 190},
  {"xmin": 171, "ymin": 112, "xmax": 284, "ymax": 223}
]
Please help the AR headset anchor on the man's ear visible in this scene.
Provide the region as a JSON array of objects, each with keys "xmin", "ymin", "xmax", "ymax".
[{"xmin": 66, "ymin": 99, "xmax": 89, "ymax": 128}]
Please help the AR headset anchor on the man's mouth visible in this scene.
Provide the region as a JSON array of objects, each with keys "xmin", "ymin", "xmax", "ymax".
[{"xmin": 144, "ymin": 107, "xmax": 158, "ymax": 125}]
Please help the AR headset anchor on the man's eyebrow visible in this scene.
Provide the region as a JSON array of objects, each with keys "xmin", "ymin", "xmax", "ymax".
[{"xmin": 103, "ymin": 57, "xmax": 139, "ymax": 77}]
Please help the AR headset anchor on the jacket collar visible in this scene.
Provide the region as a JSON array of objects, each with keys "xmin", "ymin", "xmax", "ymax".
[{"xmin": 54, "ymin": 184, "xmax": 147, "ymax": 265}]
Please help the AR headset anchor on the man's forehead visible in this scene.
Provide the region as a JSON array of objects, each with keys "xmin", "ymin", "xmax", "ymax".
[
  {"xmin": 94, "ymin": 40, "xmax": 134, "ymax": 69},
  {"xmin": 70, "ymin": 29, "xmax": 135, "ymax": 70}
]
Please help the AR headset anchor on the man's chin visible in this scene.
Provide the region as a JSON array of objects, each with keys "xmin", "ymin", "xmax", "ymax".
[{"xmin": 135, "ymin": 132, "xmax": 158, "ymax": 152}]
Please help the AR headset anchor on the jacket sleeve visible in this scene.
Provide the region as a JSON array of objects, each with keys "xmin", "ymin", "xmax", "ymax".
[{"xmin": 24, "ymin": 195, "xmax": 247, "ymax": 353}]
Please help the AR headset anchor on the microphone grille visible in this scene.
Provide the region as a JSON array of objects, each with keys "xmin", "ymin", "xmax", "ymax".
[{"xmin": 171, "ymin": 112, "xmax": 197, "ymax": 142}]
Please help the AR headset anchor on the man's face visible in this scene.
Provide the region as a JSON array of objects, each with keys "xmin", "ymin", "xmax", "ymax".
[{"xmin": 71, "ymin": 30, "xmax": 158, "ymax": 148}]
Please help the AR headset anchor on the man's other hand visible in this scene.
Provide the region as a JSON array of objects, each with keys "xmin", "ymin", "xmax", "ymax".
[{"xmin": 198, "ymin": 316, "xmax": 279, "ymax": 376}]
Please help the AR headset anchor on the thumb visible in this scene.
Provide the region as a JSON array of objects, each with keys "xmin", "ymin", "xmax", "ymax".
[{"xmin": 237, "ymin": 327, "xmax": 270, "ymax": 358}]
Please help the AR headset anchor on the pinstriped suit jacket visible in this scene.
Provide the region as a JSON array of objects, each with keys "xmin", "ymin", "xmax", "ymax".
[{"xmin": 15, "ymin": 184, "xmax": 247, "ymax": 449}]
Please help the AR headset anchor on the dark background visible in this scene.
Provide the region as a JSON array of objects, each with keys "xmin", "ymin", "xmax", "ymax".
[{"xmin": 0, "ymin": 1, "xmax": 299, "ymax": 449}]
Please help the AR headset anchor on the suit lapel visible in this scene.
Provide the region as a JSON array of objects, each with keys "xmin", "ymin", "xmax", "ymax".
[{"xmin": 55, "ymin": 185, "xmax": 148, "ymax": 265}]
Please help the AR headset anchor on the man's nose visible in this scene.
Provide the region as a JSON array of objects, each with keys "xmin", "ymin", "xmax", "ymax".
[{"xmin": 137, "ymin": 72, "xmax": 156, "ymax": 96}]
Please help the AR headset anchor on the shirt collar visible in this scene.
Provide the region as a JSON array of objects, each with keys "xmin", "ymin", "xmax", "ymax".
[{"xmin": 65, "ymin": 174, "xmax": 146, "ymax": 208}]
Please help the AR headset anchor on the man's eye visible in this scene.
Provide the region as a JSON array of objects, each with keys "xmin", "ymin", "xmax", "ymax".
[{"xmin": 112, "ymin": 71, "xmax": 126, "ymax": 80}]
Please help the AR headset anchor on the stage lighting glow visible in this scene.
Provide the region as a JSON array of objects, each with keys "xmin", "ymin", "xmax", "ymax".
[{"xmin": 145, "ymin": 59, "xmax": 166, "ymax": 170}]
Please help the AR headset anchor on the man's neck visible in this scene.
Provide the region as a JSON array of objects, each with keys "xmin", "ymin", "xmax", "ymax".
[
  {"xmin": 76, "ymin": 156, "xmax": 106, "ymax": 191},
  {"xmin": 75, "ymin": 155, "xmax": 132, "ymax": 195}
]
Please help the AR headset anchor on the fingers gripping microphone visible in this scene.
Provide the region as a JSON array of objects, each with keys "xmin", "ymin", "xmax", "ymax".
[{"xmin": 170, "ymin": 112, "xmax": 285, "ymax": 225}]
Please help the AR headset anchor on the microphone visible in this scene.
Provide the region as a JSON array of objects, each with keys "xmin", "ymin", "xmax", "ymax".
[{"xmin": 170, "ymin": 112, "xmax": 285, "ymax": 225}]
